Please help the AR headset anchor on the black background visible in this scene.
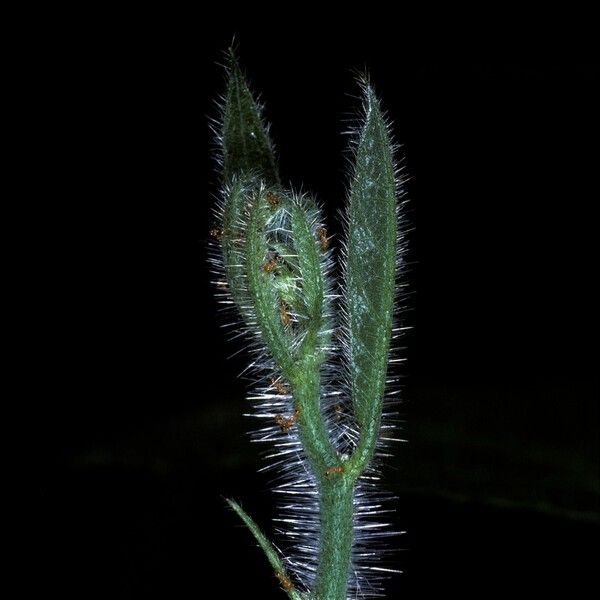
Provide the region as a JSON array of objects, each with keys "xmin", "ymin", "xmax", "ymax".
[{"xmin": 37, "ymin": 20, "xmax": 598, "ymax": 599}]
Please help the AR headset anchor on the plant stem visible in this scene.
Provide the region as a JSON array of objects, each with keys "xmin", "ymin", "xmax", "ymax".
[
  {"xmin": 293, "ymin": 354, "xmax": 354, "ymax": 600},
  {"xmin": 314, "ymin": 477, "xmax": 354, "ymax": 600},
  {"xmin": 292, "ymin": 358, "xmax": 337, "ymax": 475}
]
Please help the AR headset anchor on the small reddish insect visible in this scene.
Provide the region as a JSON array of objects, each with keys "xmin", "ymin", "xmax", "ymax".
[
  {"xmin": 275, "ymin": 571, "xmax": 294, "ymax": 591},
  {"xmin": 209, "ymin": 226, "xmax": 224, "ymax": 239},
  {"xmin": 262, "ymin": 255, "xmax": 279, "ymax": 273},
  {"xmin": 317, "ymin": 227, "xmax": 329, "ymax": 250},
  {"xmin": 280, "ymin": 299, "xmax": 291, "ymax": 327},
  {"xmin": 275, "ymin": 408, "xmax": 300, "ymax": 433},
  {"xmin": 266, "ymin": 191, "xmax": 280, "ymax": 207},
  {"xmin": 325, "ymin": 465, "xmax": 344, "ymax": 476},
  {"xmin": 271, "ymin": 377, "xmax": 289, "ymax": 395}
]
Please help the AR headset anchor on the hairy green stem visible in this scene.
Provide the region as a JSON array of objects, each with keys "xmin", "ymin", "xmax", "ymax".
[
  {"xmin": 292, "ymin": 357, "xmax": 337, "ymax": 474},
  {"xmin": 314, "ymin": 477, "xmax": 354, "ymax": 600}
]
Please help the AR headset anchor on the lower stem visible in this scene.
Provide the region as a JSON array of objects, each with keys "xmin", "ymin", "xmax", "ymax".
[
  {"xmin": 292, "ymin": 358, "xmax": 355, "ymax": 599},
  {"xmin": 314, "ymin": 476, "xmax": 354, "ymax": 600}
]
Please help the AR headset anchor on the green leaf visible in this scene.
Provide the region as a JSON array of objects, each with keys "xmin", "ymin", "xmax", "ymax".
[
  {"xmin": 227, "ymin": 499, "xmax": 306, "ymax": 599},
  {"xmin": 222, "ymin": 51, "xmax": 279, "ymax": 184},
  {"xmin": 242, "ymin": 188, "xmax": 337, "ymax": 472},
  {"xmin": 344, "ymin": 83, "xmax": 397, "ymax": 475},
  {"xmin": 221, "ymin": 176, "xmax": 252, "ymax": 314},
  {"xmin": 290, "ymin": 202, "xmax": 325, "ymax": 358},
  {"xmin": 245, "ymin": 188, "xmax": 295, "ymax": 375}
]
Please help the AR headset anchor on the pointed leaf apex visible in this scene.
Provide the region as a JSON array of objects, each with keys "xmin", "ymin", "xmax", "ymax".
[
  {"xmin": 362, "ymin": 81, "xmax": 383, "ymax": 116},
  {"xmin": 221, "ymin": 53, "xmax": 279, "ymax": 184}
]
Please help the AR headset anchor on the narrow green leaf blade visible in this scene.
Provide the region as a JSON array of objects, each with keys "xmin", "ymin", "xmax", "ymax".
[
  {"xmin": 227, "ymin": 499, "xmax": 306, "ymax": 599},
  {"xmin": 345, "ymin": 84, "xmax": 397, "ymax": 470},
  {"xmin": 222, "ymin": 52, "xmax": 279, "ymax": 184},
  {"xmin": 221, "ymin": 176, "xmax": 252, "ymax": 312}
]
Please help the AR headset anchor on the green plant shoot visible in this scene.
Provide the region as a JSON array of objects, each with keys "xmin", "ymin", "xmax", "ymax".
[{"xmin": 209, "ymin": 49, "xmax": 406, "ymax": 600}]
